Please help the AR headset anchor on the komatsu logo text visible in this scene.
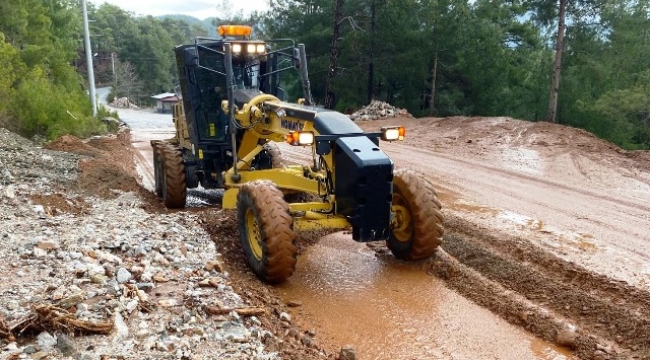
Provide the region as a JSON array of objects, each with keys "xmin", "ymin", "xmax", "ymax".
[{"xmin": 281, "ymin": 119, "xmax": 303, "ymax": 131}]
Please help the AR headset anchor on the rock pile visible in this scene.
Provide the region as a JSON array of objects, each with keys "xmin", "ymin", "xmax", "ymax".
[
  {"xmin": 110, "ymin": 97, "xmax": 138, "ymax": 109},
  {"xmin": 0, "ymin": 129, "xmax": 285, "ymax": 359},
  {"xmin": 349, "ymin": 100, "xmax": 412, "ymax": 121}
]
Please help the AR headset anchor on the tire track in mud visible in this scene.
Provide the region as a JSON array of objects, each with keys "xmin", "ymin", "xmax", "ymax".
[
  {"xmin": 279, "ymin": 142, "xmax": 650, "ymax": 359},
  {"xmin": 433, "ymin": 213, "xmax": 650, "ymax": 360}
]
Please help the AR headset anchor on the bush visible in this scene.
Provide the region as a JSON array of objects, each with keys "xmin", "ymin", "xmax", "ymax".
[{"xmin": 11, "ymin": 71, "xmax": 107, "ymax": 140}]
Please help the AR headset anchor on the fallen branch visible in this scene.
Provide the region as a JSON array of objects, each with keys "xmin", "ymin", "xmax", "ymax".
[
  {"xmin": 204, "ymin": 306, "xmax": 266, "ymax": 317},
  {"xmin": 32, "ymin": 304, "xmax": 113, "ymax": 335},
  {"xmin": 0, "ymin": 304, "xmax": 113, "ymax": 341}
]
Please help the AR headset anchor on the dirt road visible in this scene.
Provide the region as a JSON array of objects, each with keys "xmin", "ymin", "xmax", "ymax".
[{"xmin": 121, "ymin": 110, "xmax": 650, "ymax": 359}]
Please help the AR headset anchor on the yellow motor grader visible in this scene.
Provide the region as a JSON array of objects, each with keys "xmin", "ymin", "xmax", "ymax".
[{"xmin": 152, "ymin": 25, "xmax": 444, "ymax": 282}]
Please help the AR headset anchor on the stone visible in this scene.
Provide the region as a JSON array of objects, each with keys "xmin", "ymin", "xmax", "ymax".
[
  {"xmin": 6, "ymin": 300, "xmax": 19, "ymax": 311},
  {"xmin": 3, "ymin": 185, "xmax": 16, "ymax": 199},
  {"xmin": 57, "ymin": 292, "xmax": 86, "ymax": 308},
  {"xmin": 224, "ymin": 324, "xmax": 250, "ymax": 343},
  {"xmin": 126, "ymin": 299, "xmax": 139, "ymax": 313},
  {"xmin": 23, "ymin": 345, "xmax": 38, "ymax": 354},
  {"xmin": 339, "ymin": 345, "xmax": 356, "ymax": 360},
  {"xmin": 113, "ymin": 313, "xmax": 129, "ymax": 342},
  {"xmin": 279, "ymin": 312, "xmax": 291, "ymax": 323},
  {"xmin": 33, "ymin": 247, "xmax": 48, "ymax": 258},
  {"xmin": 204, "ymin": 260, "xmax": 224, "ymax": 272},
  {"xmin": 56, "ymin": 334, "xmax": 78, "ymax": 357},
  {"xmin": 287, "ymin": 300, "xmax": 303, "ymax": 307},
  {"xmin": 556, "ymin": 323, "xmax": 578, "ymax": 347},
  {"xmin": 96, "ymin": 250, "xmax": 122, "ymax": 264},
  {"xmin": 36, "ymin": 241, "xmax": 58, "ymax": 250},
  {"xmin": 300, "ymin": 336, "xmax": 312, "ymax": 347},
  {"xmin": 30, "ymin": 351, "xmax": 49, "ymax": 359},
  {"xmin": 37, "ymin": 331, "xmax": 57, "ymax": 349},
  {"xmin": 158, "ymin": 341, "xmax": 173, "ymax": 352},
  {"xmin": 90, "ymin": 273, "xmax": 108, "ymax": 284},
  {"xmin": 116, "ymin": 267, "xmax": 132, "ymax": 283},
  {"xmin": 158, "ymin": 299, "xmax": 177, "ymax": 307}
]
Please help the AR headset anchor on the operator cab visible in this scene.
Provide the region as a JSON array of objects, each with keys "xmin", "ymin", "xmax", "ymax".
[{"xmin": 175, "ymin": 25, "xmax": 299, "ymax": 145}]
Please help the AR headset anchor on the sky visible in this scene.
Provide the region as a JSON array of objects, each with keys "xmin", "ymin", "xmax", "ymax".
[{"xmin": 89, "ymin": 0, "xmax": 269, "ymax": 19}]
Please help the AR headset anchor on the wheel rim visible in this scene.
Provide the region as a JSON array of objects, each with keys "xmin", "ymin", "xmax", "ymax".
[
  {"xmin": 245, "ymin": 208, "xmax": 264, "ymax": 261},
  {"xmin": 391, "ymin": 193, "xmax": 413, "ymax": 242}
]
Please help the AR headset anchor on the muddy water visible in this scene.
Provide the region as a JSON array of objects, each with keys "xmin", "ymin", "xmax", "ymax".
[{"xmin": 277, "ymin": 233, "xmax": 575, "ymax": 360}]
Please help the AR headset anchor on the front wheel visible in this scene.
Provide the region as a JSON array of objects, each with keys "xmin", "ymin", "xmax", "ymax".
[
  {"xmin": 386, "ymin": 169, "xmax": 444, "ymax": 260},
  {"xmin": 237, "ymin": 180, "xmax": 298, "ymax": 283}
]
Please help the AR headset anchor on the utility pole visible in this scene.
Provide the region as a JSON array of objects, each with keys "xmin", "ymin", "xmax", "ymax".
[
  {"xmin": 83, "ymin": 0, "xmax": 97, "ymax": 116},
  {"xmin": 111, "ymin": 53, "xmax": 116, "ymax": 84}
]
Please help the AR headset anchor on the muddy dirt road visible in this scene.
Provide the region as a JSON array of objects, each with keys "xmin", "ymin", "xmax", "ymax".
[{"xmin": 119, "ymin": 108, "xmax": 650, "ymax": 359}]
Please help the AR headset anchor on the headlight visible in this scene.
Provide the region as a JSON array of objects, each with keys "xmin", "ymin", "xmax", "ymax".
[
  {"xmin": 232, "ymin": 43, "xmax": 242, "ymax": 53},
  {"xmin": 381, "ymin": 126, "xmax": 405, "ymax": 141},
  {"xmin": 257, "ymin": 44, "xmax": 266, "ymax": 53},
  {"xmin": 247, "ymin": 44, "xmax": 256, "ymax": 53},
  {"xmin": 285, "ymin": 131, "xmax": 314, "ymax": 146}
]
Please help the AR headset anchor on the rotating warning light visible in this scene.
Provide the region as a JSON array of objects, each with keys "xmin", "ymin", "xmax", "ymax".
[{"xmin": 218, "ymin": 25, "xmax": 252, "ymax": 37}]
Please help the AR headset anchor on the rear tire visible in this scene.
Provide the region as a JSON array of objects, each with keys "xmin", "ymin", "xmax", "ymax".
[
  {"xmin": 237, "ymin": 180, "xmax": 298, "ymax": 283},
  {"xmin": 160, "ymin": 144, "xmax": 187, "ymax": 208},
  {"xmin": 386, "ymin": 169, "xmax": 444, "ymax": 260}
]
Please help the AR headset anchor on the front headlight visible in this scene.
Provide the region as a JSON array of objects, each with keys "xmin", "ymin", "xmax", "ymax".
[
  {"xmin": 247, "ymin": 44, "xmax": 257, "ymax": 53},
  {"xmin": 285, "ymin": 131, "xmax": 314, "ymax": 146},
  {"xmin": 381, "ymin": 126, "xmax": 405, "ymax": 141},
  {"xmin": 257, "ymin": 44, "xmax": 266, "ymax": 54},
  {"xmin": 232, "ymin": 43, "xmax": 242, "ymax": 53}
]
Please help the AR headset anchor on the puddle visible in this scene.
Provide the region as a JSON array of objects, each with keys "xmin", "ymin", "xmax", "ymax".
[
  {"xmin": 276, "ymin": 233, "xmax": 573, "ymax": 359},
  {"xmin": 530, "ymin": 337, "xmax": 577, "ymax": 360}
]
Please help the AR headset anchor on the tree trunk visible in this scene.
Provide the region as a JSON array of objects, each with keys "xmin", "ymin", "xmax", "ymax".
[
  {"xmin": 547, "ymin": 0, "xmax": 568, "ymax": 123},
  {"xmin": 325, "ymin": 0, "xmax": 344, "ymax": 109},
  {"xmin": 367, "ymin": 0, "xmax": 376, "ymax": 103},
  {"xmin": 428, "ymin": 51, "xmax": 439, "ymax": 116}
]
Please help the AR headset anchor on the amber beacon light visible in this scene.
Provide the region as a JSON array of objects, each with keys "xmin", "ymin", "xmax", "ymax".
[{"xmin": 218, "ymin": 25, "xmax": 253, "ymax": 37}]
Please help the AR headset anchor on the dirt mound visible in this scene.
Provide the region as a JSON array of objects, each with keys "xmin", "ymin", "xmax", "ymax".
[
  {"xmin": 78, "ymin": 158, "xmax": 140, "ymax": 198},
  {"xmin": 29, "ymin": 194, "xmax": 89, "ymax": 216},
  {"xmin": 45, "ymin": 135, "xmax": 103, "ymax": 157},
  {"xmin": 357, "ymin": 116, "xmax": 650, "ymax": 191},
  {"xmin": 46, "ymin": 130, "xmax": 141, "ymax": 199}
]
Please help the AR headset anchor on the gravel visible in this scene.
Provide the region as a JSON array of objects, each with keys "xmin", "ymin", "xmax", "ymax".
[{"xmin": 0, "ymin": 128, "xmax": 282, "ymax": 359}]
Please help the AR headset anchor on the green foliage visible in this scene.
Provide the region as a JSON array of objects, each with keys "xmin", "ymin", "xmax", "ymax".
[
  {"xmin": 0, "ymin": 1, "xmax": 105, "ymax": 139},
  {"xmin": 591, "ymin": 70, "xmax": 650, "ymax": 149},
  {"xmin": 12, "ymin": 71, "xmax": 105, "ymax": 140},
  {"xmin": 4, "ymin": 0, "xmax": 647, "ymax": 150},
  {"xmin": 255, "ymin": 0, "xmax": 650, "ymax": 149}
]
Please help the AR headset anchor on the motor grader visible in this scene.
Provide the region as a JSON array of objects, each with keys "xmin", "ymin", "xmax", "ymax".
[{"xmin": 152, "ymin": 25, "xmax": 444, "ymax": 283}]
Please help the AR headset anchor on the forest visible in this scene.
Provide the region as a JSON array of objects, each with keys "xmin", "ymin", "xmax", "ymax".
[{"xmin": 0, "ymin": 0, "xmax": 648, "ymax": 149}]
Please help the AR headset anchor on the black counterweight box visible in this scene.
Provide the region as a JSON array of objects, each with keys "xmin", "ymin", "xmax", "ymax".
[{"xmin": 334, "ymin": 136, "xmax": 393, "ymax": 241}]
